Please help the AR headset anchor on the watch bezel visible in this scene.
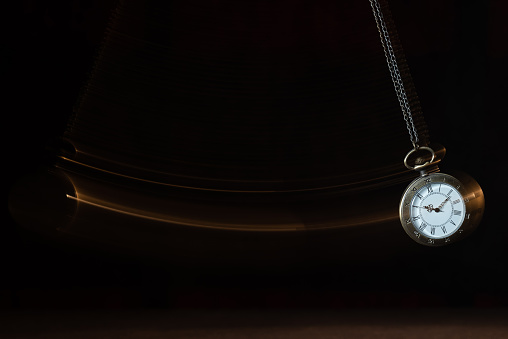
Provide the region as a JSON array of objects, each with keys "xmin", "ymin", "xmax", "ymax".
[{"xmin": 399, "ymin": 172, "xmax": 484, "ymax": 246}]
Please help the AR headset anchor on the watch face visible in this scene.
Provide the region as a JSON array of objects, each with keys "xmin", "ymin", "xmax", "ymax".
[
  {"xmin": 410, "ymin": 182, "xmax": 465, "ymax": 239},
  {"xmin": 399, "ymin": 172, "xmax": 484, "ymax": 246}
]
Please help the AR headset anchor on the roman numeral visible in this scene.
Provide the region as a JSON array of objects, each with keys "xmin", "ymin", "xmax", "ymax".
[
  {"xmin": 419, "ymin": 223, "xmax": 427, "ymax": 231},
  {"xmin": 427, "ymin": 185, "xmax": 433, "ymax": 194},
  {"xmin": 453, "ymin": 210, "xmax": 462, "ymax": 216},
  {"xmin": 431, "ymin": 227, "xmax": 435, "ymax": 235},
  {"xmin": 450, "ymin": 220, "xmax": 456, "ymax": 226},
  {"xmin": 447, "ymin": 189, "xmax": 453, "ymax": 196},
  {"xmin": 441, "ymin": 226, "xmax": 447, "ymax": 234},
  {"xmin": 439, "ymin": 184, "xmax": 442, "ymax": 192},
  {"xmin": 453, "ymin": 199, "xmax": 461, "ymax": 205},
  {"xmin": 413, "ymin": 215, "xmax": 420, "ymax": 221},
  {"xmin": 416, "ymin": 193, "xmax": 423, "ymax": 199}
]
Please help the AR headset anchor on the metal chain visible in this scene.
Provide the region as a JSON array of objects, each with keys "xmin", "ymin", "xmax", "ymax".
[{"xmin": 369, "ymin": 0, "xmax": 420, "ymax": 148}]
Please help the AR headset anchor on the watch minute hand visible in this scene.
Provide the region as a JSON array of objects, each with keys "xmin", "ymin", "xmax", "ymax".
[{"xmin": 437, "ymin": 197, "xmax": 450, "ymax": 211}]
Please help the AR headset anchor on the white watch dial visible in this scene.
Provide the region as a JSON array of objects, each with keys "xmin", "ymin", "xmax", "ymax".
[{"xmin": 410, "ymin": 182, "xmax": 466, "ymax": 239}]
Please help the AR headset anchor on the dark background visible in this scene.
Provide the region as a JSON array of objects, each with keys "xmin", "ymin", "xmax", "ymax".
[{"xmin": 2, "ymin": 0, "xmax": 507, "ymax": 311}]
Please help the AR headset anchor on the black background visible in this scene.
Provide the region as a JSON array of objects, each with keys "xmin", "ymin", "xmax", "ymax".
[{"xmin": 2, "ymin": 0, "xmax": 507, "ymax": 310}]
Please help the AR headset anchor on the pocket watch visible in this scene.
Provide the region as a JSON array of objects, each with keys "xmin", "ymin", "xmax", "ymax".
[
  {"xmin": 399, "ymin": 171, "xmax": 484, "ymax": 246},
  {"xmin": 369, "ymin": 0, "xmax": 485, "ymax": 245},
  {"xmin": 399, "ymin": 148, "xmax": 484, "ymax": 246}
]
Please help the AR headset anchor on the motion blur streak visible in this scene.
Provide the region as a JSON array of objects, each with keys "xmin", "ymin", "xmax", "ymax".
[
  {"xmin": 65, "ymin": 194, "xmax": 306, "ymax": 231},
  {"xmin": 58, "ymin": 155, "xmax": 422, "ymax": 193},
  {"xmin": 66, "ymin": 172, "xmax": 399, "ymax": 234},
  {"xmin": 47, "ymin": 167, "xmax": 408, "ymax": 266},
  {"xmin": 65, "ymin": 188, "xmax": 399, "ymax": 232}
]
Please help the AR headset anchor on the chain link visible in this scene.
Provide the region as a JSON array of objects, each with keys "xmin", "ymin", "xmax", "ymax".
[{"xmin": 369, "ymin": 0, "xmax": 419, "ymax": 148}]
